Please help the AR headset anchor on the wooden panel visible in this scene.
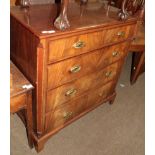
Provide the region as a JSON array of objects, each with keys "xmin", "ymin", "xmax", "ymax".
[
  {"xmin": 45, "ymin": 81, "xmax": 113, "ymax": 132},
  {"xmin": 45, "ymin": 94, "xmax": 88, "ymax": 132},
  {"xmin": 10, "ymin": 62, "xmax": 33, "ymax": 97},
  {"xmin": 48, "ymin": 25, "xmax": 134, "ymax": 62},
  {"xmin": 10, "ymin": 94, "xmax": 26, "ymax": 113},
  {"xmin": 11, "ymin": 16, "xmax": 39, "ymax": 85},
  {"xmin": 87, "ymin": 82, "xmax": 113, "ymax": 108},
  {"xmin": 46, "ymin": 62, "xmax": 119, "ymax": 112},
  {"xmin": 10, "ymin": 61, "xmax": 34, "ymax": 114},
  {"xmin": 10, "ymin": 4, "xmax": 137, "ymax": 39},
  {"xmin": 47, "ymin": 42, "xmax": 129, "ymax": 89}
]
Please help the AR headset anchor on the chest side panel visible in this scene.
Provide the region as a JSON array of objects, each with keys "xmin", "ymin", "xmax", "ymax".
[
  {"xmin": 11, "ymin": 15, "xmax": 48, "ymax": 135},
  {"xmin": 11, "ymin": 16, "xmax": 39, "ymax": 84}
]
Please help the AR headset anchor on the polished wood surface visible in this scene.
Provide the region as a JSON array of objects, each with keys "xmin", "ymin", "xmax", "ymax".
[
  {"xmin": 47, "ymin": 42, "xmax": 129, "ymax": 89},
  {"xmin": 10, "ymin": 62, "xmax": 34, "ymax": 148},
  {"xmin": 45, "ymin": 81, "xmax": 113, "ymax": 132},
  {"xmin": 11, "ymin": 4, "xmax": 137, "ymax": 152},
  {"xmin": 48, "ymin": 25, "xmax": 134, "ymax": 62},
  {"xmin": 46, "ymin": 62, "xmax": 120, "ymax": 112},
  {"xmin": 10, "ymin": 62, "xmax": 33, "ymax": 104},
  {"xmin": 11, "ymin": 94, "xmax": 27, "ymax": 113},
  {"xmin": 11, "ymin": 16, "xmax": 39, "ymax": 84},
  {"xmin": 87, "ymin": 81, "xmax": 113, "ymax": 107},
  {"xmin": 45, "ymin": 93, "xmax": 88, "ymax": 132},
  {"xmin": 10, "ymin": 3, "xmax": 137, "ymax": 38}
]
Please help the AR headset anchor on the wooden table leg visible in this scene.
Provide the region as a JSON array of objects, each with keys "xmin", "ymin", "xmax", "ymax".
[{"xmin": 26, "ymin": 91, "xmax": 34, "ymax": 148}]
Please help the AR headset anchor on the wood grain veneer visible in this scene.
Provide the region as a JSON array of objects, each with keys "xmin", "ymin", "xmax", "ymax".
[
  {"xmin": 45, "ymin": 81, "xmax": 113, "ymax": 132},
  {"xmin": 47, "ymin": 42, "xmax": 129, "ymax": 89},
  {"xmin": 10, "ymin": 3, "xmax": 137, "ymax": 152},
  {"xmin": 46, "ymin": 62, "xmax": 120, "ymax": 112},
  {"xmin": 48, "ymin": 24, "xmax": 134, "ymax": 62}
]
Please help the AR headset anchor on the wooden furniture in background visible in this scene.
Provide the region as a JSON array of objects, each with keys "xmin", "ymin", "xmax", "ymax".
[
  {"xmin": 109, "ymin": 0, "xmax": 145, "ymax": 84},
  {"xmin": 130, "ymin": 22, "xmax": 144, "ymax": 84},
  {"xmin": 54, "ymin": 0, "xmax": 144, "ymax": 30},
  {"xmin": 10, "ymin": 61, "xmax": 34, "ymax": 148},
  {"xmin": 11, "ymin": 3, "xmax": 137, "ymax": 152},
  {"xmin": 129, "ymin": 2, "xmax": 145, "ymax": 84}
]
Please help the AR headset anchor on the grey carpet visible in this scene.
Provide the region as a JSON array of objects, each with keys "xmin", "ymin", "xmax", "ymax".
[{"xmin": 11, "ymin": 53, "xmax": 145, "ymax": 155}]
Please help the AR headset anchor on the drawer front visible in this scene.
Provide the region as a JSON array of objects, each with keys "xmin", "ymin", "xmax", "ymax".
[
  {"xmin": 46, "ymin": 63, "xmax": 119, "ymax": 112},
  {"xmin": 47, "ymin": 42, "xmax": 129, "ymax": 89},
  {"xmin": 48, "ymin": 25, "xmax": 134, "ymax": 62},
  {"xmin": 87, "ymin": 82, "xmax": 113, "ymax": 108},
  {"xmin": 45, "ymin": 94, "xmax": 88, "ymax": 132},
  {"xmin": 10, "ymin": 94, "xmax": 26, "ymax": 113},
  {"xmin": 45, "ymin": 82, "xmax": 113, "ymax": 132}
]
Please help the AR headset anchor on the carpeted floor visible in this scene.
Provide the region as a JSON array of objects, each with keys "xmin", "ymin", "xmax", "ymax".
[{"xmin": 11, "ymin": 53, "xmax": 145, "ymax": 155}]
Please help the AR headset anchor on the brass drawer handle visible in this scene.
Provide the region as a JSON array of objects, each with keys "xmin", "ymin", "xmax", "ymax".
[
  {"xmin": 105, "ymin": 71, "xmax": 112, "ymax": 78},
  {"xmin": 73, "ymin": 41, "xmax": 86, "ymax": 49},
  {"xmin": 117, "ymin": 31, "xmax": 125, "ymax": 37},
  {"xmin": 112, "ymin": 51, "xmax": 119, "ymax": 57},
  {"xmin": 70, "ymin": 65, "xmax": 81, "ymax": 73},
  {"xmin": 65, "ymin": 88, "xmax": 77, "ymax": 96},
  {"xmin": 63, "ymin": 112, "xmax": 73, "ymax": 119}
]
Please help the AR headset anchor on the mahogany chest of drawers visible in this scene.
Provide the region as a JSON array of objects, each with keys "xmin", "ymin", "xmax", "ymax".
[{"xmin": 10, "ymin": 3, "xmax": 137, "ymax": 152}]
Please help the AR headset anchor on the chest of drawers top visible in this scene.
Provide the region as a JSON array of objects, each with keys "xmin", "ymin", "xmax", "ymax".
[{"xmin": 10, "ymin": 3, "xmax": 137, "ymax": 39}]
